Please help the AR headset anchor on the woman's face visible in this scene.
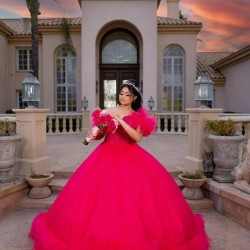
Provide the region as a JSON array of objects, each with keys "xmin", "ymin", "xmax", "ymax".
[{"xmin": 119, "ymin": 87, "xmax": 136, "ymax": 106}]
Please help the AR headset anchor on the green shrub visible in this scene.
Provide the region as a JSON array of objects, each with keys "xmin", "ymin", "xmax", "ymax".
[{"xmin": 204, "ymin": 118, "xmax": 236, "ymax": 136}]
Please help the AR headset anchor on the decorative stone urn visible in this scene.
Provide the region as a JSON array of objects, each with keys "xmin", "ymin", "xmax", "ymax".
[
  {"xmin": 26, "ymin": 173, "xmax": 54, "ymax": 199},
  {"xmin": 0, "ymin": 117, "xmax": 21, "ymax": 183},
  {"xmin": 178, "ymin": 173, "xmax": 206, "ymax": 200},
  {"xmin": 208, "ymin": 134, "xmax": 245, "ymax": 183}
]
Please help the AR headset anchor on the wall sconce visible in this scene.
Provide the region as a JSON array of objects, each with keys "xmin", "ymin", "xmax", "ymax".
[
  {"xmin": 148, "ymin": 96, "xmax": 155, "ymax": 110},
  {"xmin": 194, "ymin": 70, "xmax": 214, "ymax": 108},
  {"xmin": 82, "ymin": 96, "xmax": 88, "ymax": 110},
  {"xmin": 21, "ymin": 72, "xmax": 40, "ymax": 108}
]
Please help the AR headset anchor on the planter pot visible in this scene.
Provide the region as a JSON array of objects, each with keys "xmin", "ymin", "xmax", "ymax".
[
  {"xmin": 0, "ymin": 134, "xmax": 21, "ymax": 183},
  {"xmin": 208, "ymin": 134, "xmax": 245, "ymax": 183},
  {"xmin": 178, "ymin": 174, "xmax": 206, "ymax": 200},
  {"xmin": 26, "ymin": 173, "xmax": 54, "ymax": 199}
]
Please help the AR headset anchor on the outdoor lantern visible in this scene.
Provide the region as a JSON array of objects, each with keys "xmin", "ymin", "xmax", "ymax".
[
  {"xmin": 148, "ymin": 96, "xmax": 155, "ymax": 110},
  {"xmin": 82, "ymin": 96, "xmax": 88, "ymax": 110},
  {"xmin": 21, "ymin": 72, "xmax": 40, "ymax": 105},
  {"xmin": 194, "ymin": 70, "xmax": 214, "ymax": 107}
]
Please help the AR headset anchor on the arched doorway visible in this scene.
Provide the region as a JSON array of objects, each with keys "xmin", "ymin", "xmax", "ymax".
[{"xmin": 99, "ymin": 29, "xmax": 140, "ymax": 108}]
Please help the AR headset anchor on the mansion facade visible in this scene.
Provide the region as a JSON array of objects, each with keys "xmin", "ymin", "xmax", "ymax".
[{"xmin": 0, "ymin": 0, "xmax": 249, "ymax": 114}]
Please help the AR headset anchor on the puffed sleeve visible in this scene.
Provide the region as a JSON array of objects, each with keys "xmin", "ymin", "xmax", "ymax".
[{"xmin": 130, "ymin": 107, "xmax": 157, "ymax": 136}]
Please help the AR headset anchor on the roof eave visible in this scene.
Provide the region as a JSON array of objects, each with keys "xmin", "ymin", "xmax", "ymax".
[
  {"xmin": 212, "ymin": 48, "xmax": 250, "ymax": 70},
  {"xmin": 38, "ymin": 25, "xmax": 81, "ymax": 34},
  {"xmin": 158, "ymin": 24, "xmax": 202, "ymax": 34},
  {"xmin": 78, "ymin": 0, "xmax": 161, "ymax": 8}
]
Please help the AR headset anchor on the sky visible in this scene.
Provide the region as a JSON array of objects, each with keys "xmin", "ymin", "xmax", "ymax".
[{"xmin": 0, "ymin": 0, "xmax": 249, "ymax": 52}]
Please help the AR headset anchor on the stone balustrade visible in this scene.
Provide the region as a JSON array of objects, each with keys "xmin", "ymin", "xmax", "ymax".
[{"xmin": 155, "ymin": 113, "xmax": 189, "ymax": 134}]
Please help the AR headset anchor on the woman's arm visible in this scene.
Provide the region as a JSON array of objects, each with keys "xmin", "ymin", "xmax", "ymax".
[{"xmin": 111, "ymin": 112, "xmax": 143, "ymax": 142}]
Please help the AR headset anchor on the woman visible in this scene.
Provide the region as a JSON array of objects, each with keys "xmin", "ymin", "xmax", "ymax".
[{"xmin": 29, "ymin": 80, "xmax": 210, "ymax": 249}]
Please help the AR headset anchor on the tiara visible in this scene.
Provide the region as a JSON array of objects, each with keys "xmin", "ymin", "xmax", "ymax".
[{"xmin": 122, "ymin": 81, "xmax": 140, "ymax": 93}]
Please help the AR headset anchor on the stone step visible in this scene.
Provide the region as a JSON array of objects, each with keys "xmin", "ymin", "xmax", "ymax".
[
  {"xmin": 16, "ymin": 170, "xmax": 214, "ymax": 211},
  {"xmin": 49, "ymin": 178, "xmax": 69, "ymax": 193},
  {"xmin": 15, "ymin": 193, "xmax": 58, "ymax": 209}
]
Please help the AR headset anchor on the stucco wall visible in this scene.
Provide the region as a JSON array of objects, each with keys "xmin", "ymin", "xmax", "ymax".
[
  {"xmin": 6, "ymin": 43, "xmax": 43, "ymax": 110},
  {"xmin": 81, "ymin": 0, "xmax": 158, "ymax": 110},
  {"xmin": 0, "ymin": 34, "xmax": 7, "ymax": 113},
  {"xmin": 157, "ymin": 33, "xmax": 198, "ymax": 111},
  {"xmin": 213, "ymin": 86, "xmax": 224, "ymax": 110},
  {"xmin": 222, "ymin": 59, "xmax": 250, "ymax": 113}
]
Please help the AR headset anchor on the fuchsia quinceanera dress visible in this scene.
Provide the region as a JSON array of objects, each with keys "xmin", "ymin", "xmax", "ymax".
[{"xmin": 29, "ymin": 108, "xmax": 210, "ymax": 250}]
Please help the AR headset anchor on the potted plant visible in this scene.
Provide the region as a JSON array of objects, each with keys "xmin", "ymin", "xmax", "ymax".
[
  {"xmin": 26, "ymin": 172, "xmax": 54, "ymax": 199},
  {"xmin": 204, "ymin": 118, "xmax": 245, "ymax": 183},
  {"xmin": 178, "ymin": 170, "xmax": 206, "ymax": 200},
  {"xmin": 0, "ymin": 117, "xmax": 21, "ymax": 183}
]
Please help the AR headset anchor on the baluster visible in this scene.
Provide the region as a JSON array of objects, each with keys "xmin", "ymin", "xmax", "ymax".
[
  {"xmin": 177, "ymin": 115, "xmax": 182, "ymax": 132},
  {"xmin": 69, "ymin": 116, "xmax": 73, "ymax": 133},
  {"xmin": 164, "ymin": 115, "xmax": 168, "ymax": 132},
  {"xmin": 62, "ymin": 116, "xmax": 66, "ymax": 133},
  {"xmin": 48, "ymin": 115, "xmax": 52, "ymax": 134},
  {"xmin": 76, "ymin": 115, "xmax": 80, "ymax": 132},
  {"xmin": 157, "ymin": 116, "xmax": 161, "ymax": 132},
  {"xmin": 55, "ymin": 116, "xmax": 60, "ymax": 133},
  {"xmin": 170, "ymin": 115, "xmax": 175, "ymax": 132}
]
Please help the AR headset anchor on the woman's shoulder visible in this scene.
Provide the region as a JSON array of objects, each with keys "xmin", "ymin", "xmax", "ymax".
[{"xmin": 129, "ymin": 107, "xmax": 157, "ymax": 136}]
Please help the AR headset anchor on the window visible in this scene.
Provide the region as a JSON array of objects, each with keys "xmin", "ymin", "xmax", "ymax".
[
  {"xmin": 101, "ymin": 30, "xmax": 138, "ymax": 64},
  {"xmin": 17, "ymin": 48, "xmax": 32, "ymax": 71},
  {"xmin": 162, "ymin": 46, "xmax": 184, "ymax": 112},
  {"xmin": 55, "ymin": 46, "xmax": 77, "ymax": 112},
  {"xmin": 17, "ymin": 90, "xmax": 28, "ymax": 109}
]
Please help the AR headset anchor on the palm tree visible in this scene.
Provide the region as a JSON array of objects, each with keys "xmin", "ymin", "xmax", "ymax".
[{"xmin": 26, "ymin": 0, "xmax": 41, "ymax": 79}]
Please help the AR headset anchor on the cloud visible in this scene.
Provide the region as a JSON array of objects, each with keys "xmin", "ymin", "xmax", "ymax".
[
  {"xmin": 0, "ymin": 0, "xmax": 81, "ymax": 18},
  {"xmin": 180, "ymin": 0, "xmax": 250, "ymax": 51},
  {"xmin": 0, "ymin": 0, "xmax": 249, "ymax": 51}
]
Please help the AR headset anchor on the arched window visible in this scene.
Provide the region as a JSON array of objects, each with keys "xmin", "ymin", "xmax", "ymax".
[
  {"xmin": 162, "ymin": 45, "xmax": 184, "ymax": 112},
  {"xmin": 55, "ymin": 46, "xmax": 77, "ymax": 112},
  {"xmin": 101, "ymin": 30, "xmax": 138, "ymax": 64}
]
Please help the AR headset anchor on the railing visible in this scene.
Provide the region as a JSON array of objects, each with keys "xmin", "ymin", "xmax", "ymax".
[
  {"xmin": 4, "ymin": 111, "xmax": 250, "ymax": 137},
  {"xmin": 219, "ymin": 113, "xmax": 250, "ymax": 160},
  {"xmin": 0, "ymin": 112, "xmax": 190, "ymax": 135},
  {"xmin": 155, "ymin": 113, "xmax": 189, "ymax": 134},
  {"xmin": 46, "ymin": 113, "xmax": 82, "ymax": 134},
  {"xmin": 219, "ymin": 113, "xmax": 250, "ymax": 137}
]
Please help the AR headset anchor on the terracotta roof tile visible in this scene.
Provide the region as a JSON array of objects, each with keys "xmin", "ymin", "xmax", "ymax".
[
  {"xmin": 0, "ymin": 19, "xmax": 31, "ymax": 35},
  {"xmin": 157, "ymin": 16, "xmax": 202, "ymax": 26},
  {"xmin": 0, "ymin": 17, "xmax": 81, "ymax": 35},
  {"xmin": 197, "ymin": 52, "xmax": 234, "ymax": 79},
  {"xmin": 212, "ymin": 45, "xmax": 250, "ymax": 69}
]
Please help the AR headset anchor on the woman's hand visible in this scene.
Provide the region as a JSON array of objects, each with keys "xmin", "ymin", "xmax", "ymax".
[{"xmin": 109, "ymin": 110, "xmax": 122, "ymax": 124}]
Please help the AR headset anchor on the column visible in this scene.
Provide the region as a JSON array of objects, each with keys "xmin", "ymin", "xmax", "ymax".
[
  {"xmin": 185, "ymin": 108, "xmax": 223, "ymax": 171},
  {"xmin": 13, "ymin": 108, "xmax": 50, "ymax": 176}
]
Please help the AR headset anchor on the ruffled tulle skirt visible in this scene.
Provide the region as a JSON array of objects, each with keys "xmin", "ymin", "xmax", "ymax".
[{"xmin": 29, "ymin": 142, "xmax": 210, "ymax": 250}]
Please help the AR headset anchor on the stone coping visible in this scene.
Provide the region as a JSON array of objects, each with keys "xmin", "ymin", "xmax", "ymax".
[
  {"xmin": 203, "ymin": 179, "xmax": 250, "ymax": 209},
  {"xmin": 0, "ymin": 178, "xmax": 27, "ymax": 198}
]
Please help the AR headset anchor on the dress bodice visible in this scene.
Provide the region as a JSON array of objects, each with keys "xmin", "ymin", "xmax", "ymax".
[
  {"xmin": 103, "ymin": 108, "xmax": 156, "ymax": 144},
  {"xmin": 104, "ymin": 117, "xmax": 136, "ymax": 144}
]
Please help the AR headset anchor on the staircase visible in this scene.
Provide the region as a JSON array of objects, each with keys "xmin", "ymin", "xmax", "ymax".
[{"xmin": 15, "ymin": 170, "xmax": 214, "ymax": 211}]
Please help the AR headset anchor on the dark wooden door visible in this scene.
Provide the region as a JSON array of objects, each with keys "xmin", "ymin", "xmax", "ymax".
[{"xmin": 100, "ymin": 68, "xmax": 139, "ymax": 109}]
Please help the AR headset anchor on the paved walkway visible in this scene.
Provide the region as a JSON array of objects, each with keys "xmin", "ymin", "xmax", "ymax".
[
  {"xmin": 0, "ymin": 133, "xmax": 249, "ymax": 250},
  {"xmin": 46, "ymin": 133, "xmax": 188, "ymax": 173}
]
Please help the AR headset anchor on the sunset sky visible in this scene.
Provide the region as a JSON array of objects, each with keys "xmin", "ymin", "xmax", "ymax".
[{"xmin": 0, "ymin": 0, "xmax": 249, "ymax": 52}]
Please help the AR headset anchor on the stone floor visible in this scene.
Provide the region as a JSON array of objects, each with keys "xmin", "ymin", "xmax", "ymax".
[
  {"xmin": 0, "ymin": 133, "xmax": 249, "ymax": 249},
  {"xmin": 0, "ymin": 207, "xmax": 249, "ymax": 250}
]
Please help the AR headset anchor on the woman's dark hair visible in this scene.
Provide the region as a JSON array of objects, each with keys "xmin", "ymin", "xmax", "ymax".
[{"xmin": 118, "ymin": 79, "xmax": 142, "ymax": 111}]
